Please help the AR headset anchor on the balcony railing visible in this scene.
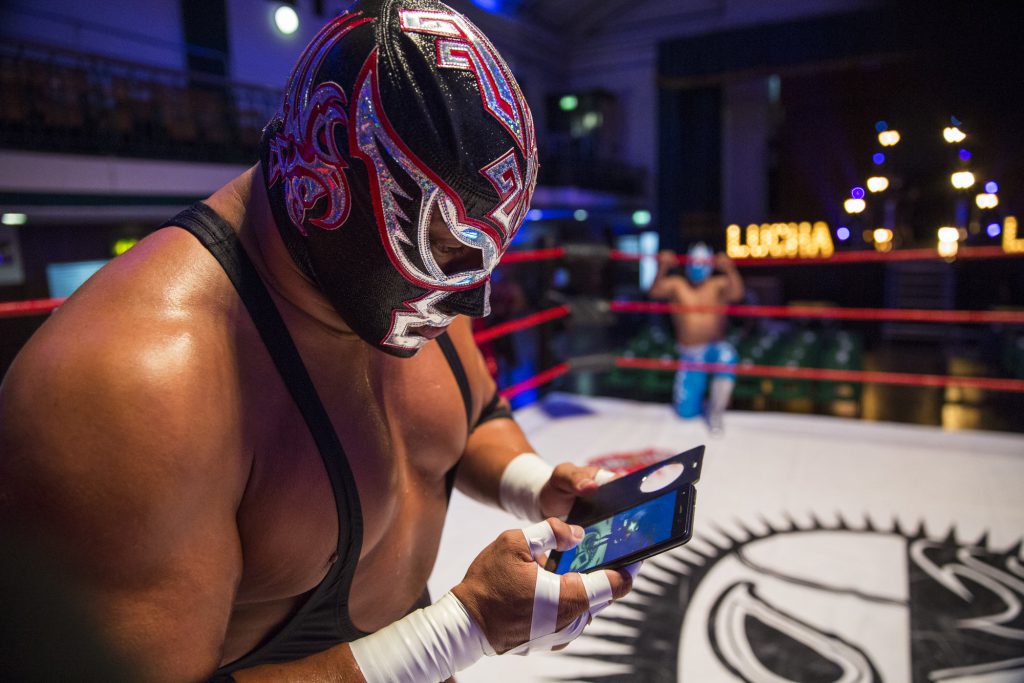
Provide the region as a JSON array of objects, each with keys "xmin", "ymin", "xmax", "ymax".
[
  {"xmin": 1, "ymin": 40, "xmax": 648, "ymax": 197},
  {"xmin": 0, "ymin": 40, "xmax": 279, "ymax": 164}
]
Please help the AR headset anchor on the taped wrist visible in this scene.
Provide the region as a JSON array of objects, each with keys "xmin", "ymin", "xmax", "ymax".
[
  {"xmin": 499, "ymin": 453, "xmax": 554, "ymax": 522},
  {"xmin": 349, "ymin": 592, "xmax": 493, "ymax": 683}
]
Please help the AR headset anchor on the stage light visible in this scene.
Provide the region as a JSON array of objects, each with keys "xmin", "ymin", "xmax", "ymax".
[
  {"xmin": 959, "ymin": 148, "xmax": 971, "ymax": 161},
  {"xmin": 975, "ymin": 193, "xmax": 998, "ymax": 209},
  {"xmin": 872, "ymin": 228, "xmax": 893, "ymax": 252},
  {"xmin": 872, "ymin": 152, "xmax": 885, "ymax": 165},
  {"xmin": 878, "ymin": 130, "xmax": 900, "ymax": 146},
  {"xmin": 987, "ymin": 222, "xmax": 1001, "ymax": 237},
  {"xmin": 581, "ymin": 112, "xmax": 601, "ymax": 130},
  {"xmin": 943, "ymin": 126, "xmax": 966, "ymax": 143},
  {"xmin": 526, "ymin": 209, "xmax": 542, "ymax": 221},
  {"xmin": 867, "ymin": 176, "xmax": 889, "ymax": 193},
  {"xmin": 951, "ymin": 171, "xmax": 975, "ymax": 189},
  {"xmin": 574, "ymin": 209, "xmax": 588, "ymax": 221},
  {"xmin": 471, "ymin": 0, "xmax": 502, "ymax": 11},
  {"xmin": 937, "ymin": 226, "xmax": 959, "ymax": 258},
  {"xmin": 851, "ymin": 186, "xmax": 865, "ymax": 200},
  {"xmin": 274, "ymin": 5, "xmax": 300, "ymax": 35},
  {"xmin": 112, "ymin": 238, "xmax": 138, "ymax": 256},
  {"xmin": 985, "ymin": 181, "xmax": 998, "ymax": 194},
  {"xmin": 632, "ymin": 210, "xmax": 652, "ymax": 226},
  {"xmin": 836, "ymin": 226, "xmax": 850, "ymax": 241},
  {"xmin": 844, "ymin": 198, "xmax": 866, "ymax": 214},
  {"xmin": 1, "ymin": 212, "xmax": 27, "ymax": 225},
  {"xmin": 559, "ymin": 94, "xmax": 578, "ymax": 112},
  {"xmin": 875, "ymin": 120, "xmax": 888, "ymax": 132}
]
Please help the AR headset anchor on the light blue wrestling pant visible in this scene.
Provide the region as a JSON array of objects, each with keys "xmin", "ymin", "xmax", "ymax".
[{"xmin": 673, "ymin": 341, "xmax": 737, "ymax": 418}]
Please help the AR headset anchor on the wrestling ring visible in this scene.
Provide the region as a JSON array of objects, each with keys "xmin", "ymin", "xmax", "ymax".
[{"xmin": 3, "ymin": 244, "xmax": 1024, "ymax": 682}]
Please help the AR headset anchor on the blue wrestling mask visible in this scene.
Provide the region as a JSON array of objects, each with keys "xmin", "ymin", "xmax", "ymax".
[
  {"xmin": 259, "ymin": 0, "xmax": 538, "ymax": 357},
  {"xmin": 685, "ymin": 242, "xmax": 714, "ymax": 285}
]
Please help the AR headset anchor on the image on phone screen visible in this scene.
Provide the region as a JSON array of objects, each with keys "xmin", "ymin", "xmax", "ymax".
[{"xmin": 553, "ymin": 489, "xmax": 678, "ymax": 574}]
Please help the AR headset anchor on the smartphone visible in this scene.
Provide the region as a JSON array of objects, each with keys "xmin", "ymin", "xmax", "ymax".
[{"xmin": 544, "ymin": 445, "xmax": 703, "ymax": 575}]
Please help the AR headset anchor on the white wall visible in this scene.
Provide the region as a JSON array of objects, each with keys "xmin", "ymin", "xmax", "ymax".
[{"xmin": 0, "ymin": 0, "xmax": 185, "ymax": 70}]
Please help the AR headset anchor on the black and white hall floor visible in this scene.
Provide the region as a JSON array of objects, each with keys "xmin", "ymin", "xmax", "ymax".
[{"xmin": 428, "ymin": 393, "xmax": 1024, "ymax": 682}]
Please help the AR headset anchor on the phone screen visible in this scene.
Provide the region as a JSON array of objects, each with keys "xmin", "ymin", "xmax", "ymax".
[{"xmin": 553, "ymin": 489, "xmax": 678, "ymax": 574}]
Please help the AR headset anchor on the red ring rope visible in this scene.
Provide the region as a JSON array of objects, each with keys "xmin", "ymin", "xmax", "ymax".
[
  {"xmin": 615, "ymin": 357, "xmax": 1024, "ymax": 394},
  {"xmin": 499, "ymin": 362, "xmax": 571, "ymax": 399},
  {"xmin": 0, "ymin": 297, "xmax": 66, "ymax": 319},
  {"xmin": 495, "ymin": 357, "xmax": 1024, "ymax": 401},
  {"xmin": 496, "ymin": 357, "xmax": 1024, "ymax": 399},
  {"xmin": 499, "ymin": 247, "xmax": 566, "ymax": 264},
  {"xmin": 473, "ymin": 305, "xmax": 570, "ymax": 344},
  {"xmin": 609, "ymin": 245, "xmax": 1015, "ymax": 266},
  {"xmin": 610, "ymin": 301, "xmax": 1024, "ymax": 325}
]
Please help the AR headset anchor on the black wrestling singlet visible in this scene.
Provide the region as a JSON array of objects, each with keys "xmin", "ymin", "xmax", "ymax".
[{"xmin": 163, "ymin": 203, "xmax": 469, "ymax": 679}]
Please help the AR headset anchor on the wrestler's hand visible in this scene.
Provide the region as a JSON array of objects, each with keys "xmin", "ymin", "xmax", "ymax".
[
  {"xmin": 537, "ymin": 463, "xmax": 614, "ymax": 519},
  {"xmin": 451, "ymin": 518, "xmax": 634, "ymax": 655},
  {"xmin": 714, "ymin": 252, "xmax": 735, "ymax": 270}
]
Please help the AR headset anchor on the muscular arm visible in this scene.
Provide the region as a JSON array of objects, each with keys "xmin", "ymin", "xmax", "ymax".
[
  {"xmin": 0, "ymin": 310, "xmax": 378, "ymax": 683},
  {"xmin": 717, "ymin": 253, "xmax": 745, "ymax": 303},
  {"xmin": 443, "ymin": 318, "xmax": 532, "ymax": 506},
  {"xmin": 0, "ymin": 314, "xmax": 250, "ymax": 681},
  {"xmin": 648, "ymin": 250, "xmax": 685, "ymax": 301},
  {"xmin": 445, "ymin": 319, "xmax": 603, "ymax": 520}
]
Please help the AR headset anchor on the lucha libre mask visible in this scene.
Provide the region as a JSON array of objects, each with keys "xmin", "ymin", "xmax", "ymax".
[
  {"xmin": 260, "ymin": 0, "xmax": 538, "ymax": 357},
  {"xmin": 685, "ymin": 242, "xmax": 714, "ymax": 285}
]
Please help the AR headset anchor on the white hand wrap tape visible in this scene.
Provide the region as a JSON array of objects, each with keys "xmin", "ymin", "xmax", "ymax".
[
  {"xmin": 499, "ymin": 453, "xmax": 554, "ymax": 522},
  {"xmin": 594, "ymin": 468, "xmax": 616, "ymax": 485},
  {"xmin": 349, "ymin": 591, "xmax": 493, "ymax": 683},
  {"xmin": 506, "ymin": 521, "xmax": 626, "ymax": 655}
]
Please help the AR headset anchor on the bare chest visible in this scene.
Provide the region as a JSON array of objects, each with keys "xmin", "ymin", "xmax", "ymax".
[{"xmin": 231, "ymin": 340, "xmax": 469, "ymax": 606}]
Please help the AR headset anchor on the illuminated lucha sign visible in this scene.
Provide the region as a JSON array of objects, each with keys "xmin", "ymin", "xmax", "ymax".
[
  {"xmin": 352, "ymin": 55, "xmax": 499, "ymax": 291},
  {"xmin": 266, "ymin": 15, "xmax": 371, "ymax": 233},
  {"xmin": 1003, "ymin": 216, "xmax": 1023, "ymax": 254},
  {"xmin": 727, "ymin": 221, "xmax": 835, "ymax": 259},
  {"xmin": 399, "ymin": 8, "xmax": 538, "ymax": 243}
]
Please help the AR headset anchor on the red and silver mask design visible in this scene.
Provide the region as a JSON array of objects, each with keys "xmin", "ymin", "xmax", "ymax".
[{"xmin": 260, "ymin": 0, "xmax": 538, "ymax": 356}]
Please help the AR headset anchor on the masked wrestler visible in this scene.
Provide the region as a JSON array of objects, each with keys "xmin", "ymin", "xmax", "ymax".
[
  {"xmin": 649, "ymin": 243, "xmax": 744, "ymax": 432},
  {"xmin": 0, "ymin": 2, "xmax": 634, "ymax": 681}
]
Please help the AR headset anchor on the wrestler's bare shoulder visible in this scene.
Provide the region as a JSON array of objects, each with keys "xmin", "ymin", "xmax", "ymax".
[
  {"xmin": 1, "ymin": 226, "xmax": 250, "ymax": 504},
  {"xmin": 0, "ymin": 228, "xmax": 249, "ymax": 679}
]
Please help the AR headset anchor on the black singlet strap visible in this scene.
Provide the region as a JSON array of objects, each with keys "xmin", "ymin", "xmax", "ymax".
[
  {"xmin": 164, "ymin": 203, "xmax": 363, "ymax": 561},
  {"xmin": 436, "ymin": 331, "xmax": 472, "ymax": 431},
  {"xmin": 436, "ymin": 331, "xmax": 471, "ymax": 499}
]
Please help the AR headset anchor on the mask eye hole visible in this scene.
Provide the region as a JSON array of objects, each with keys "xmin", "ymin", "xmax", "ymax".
[{"xmin": 428, "ymin": 207, "xmax": 483, "ymax": 275}]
